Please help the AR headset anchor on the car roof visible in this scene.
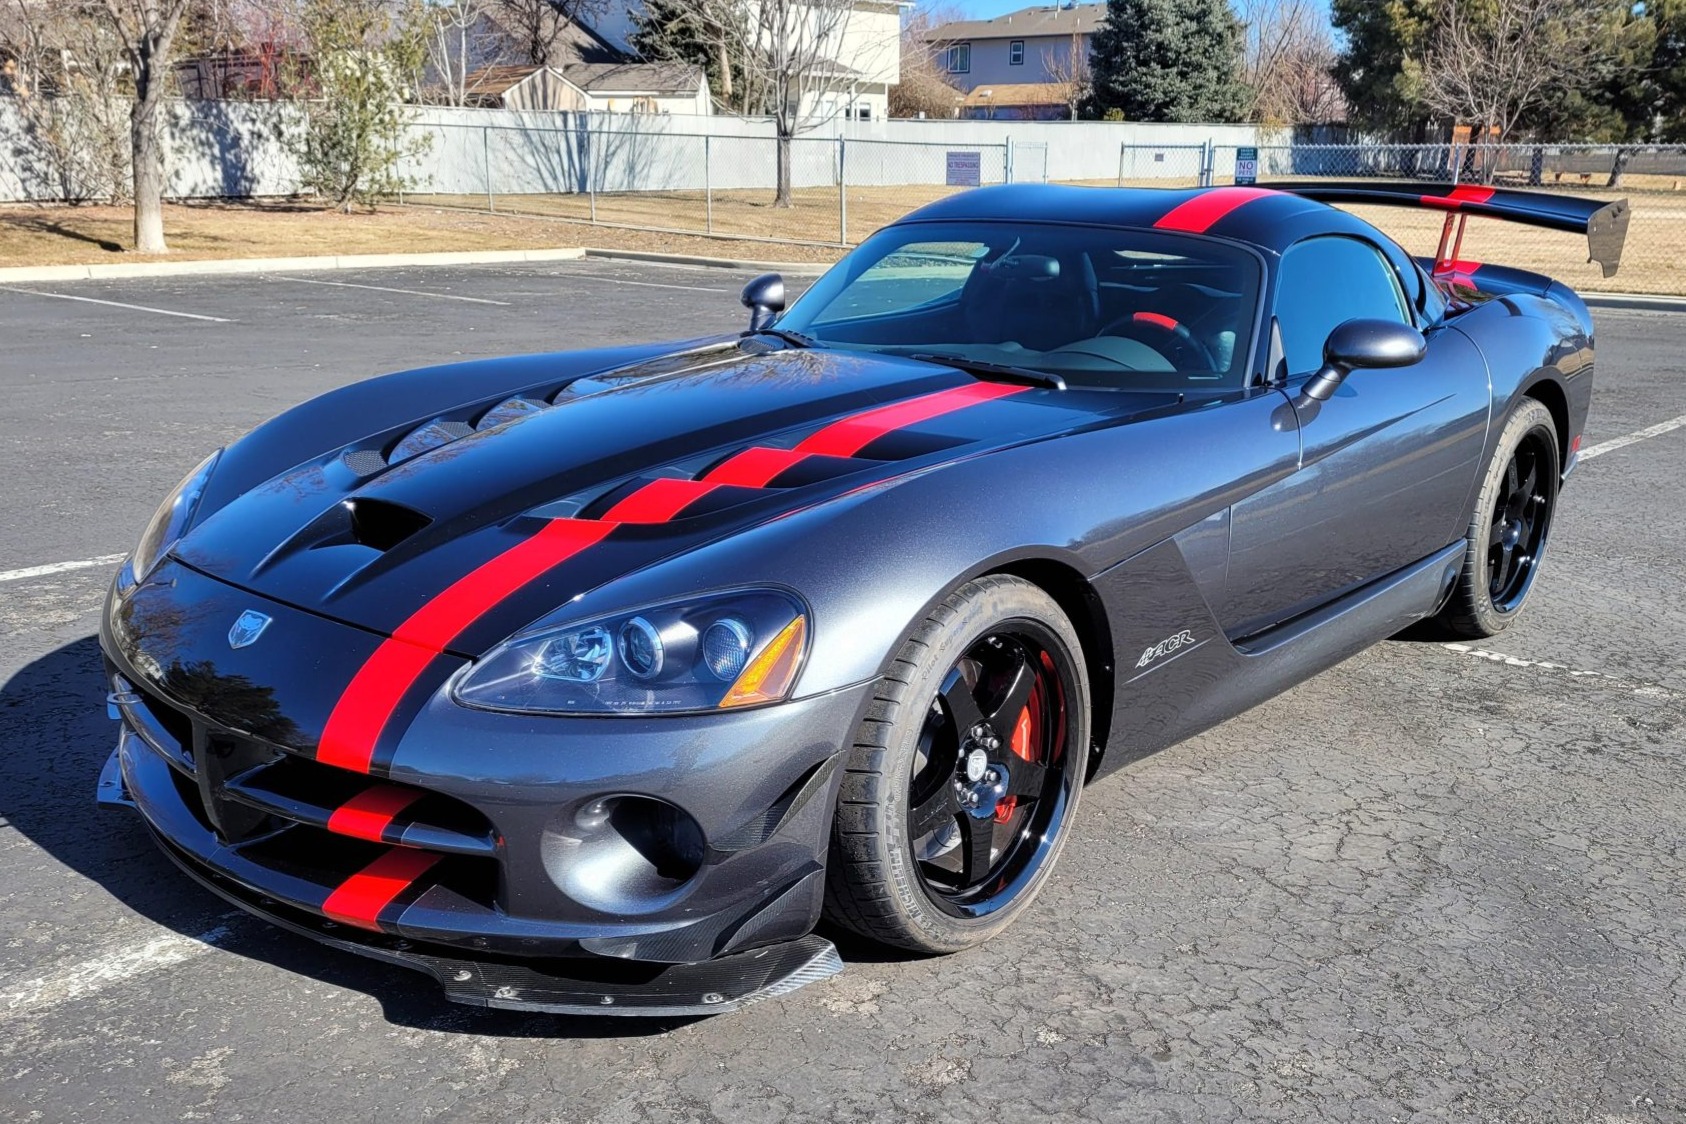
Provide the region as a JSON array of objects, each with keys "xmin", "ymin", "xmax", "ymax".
[{"xmin": 894, "ymin": 184, "xmax": 1384, "ymax": 257}]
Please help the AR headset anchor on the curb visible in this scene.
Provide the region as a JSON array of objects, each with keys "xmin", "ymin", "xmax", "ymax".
[
  {"xmin": 0, "ymin": 247, "xmax": 587, "ymax": 285},
  {"xmin": 1583, "ymin": 292, "xmax": 1686, "ymax": 312},
  {"xmin": 581, "ymin": 247, "xmax": 832, "ymax": 275}
]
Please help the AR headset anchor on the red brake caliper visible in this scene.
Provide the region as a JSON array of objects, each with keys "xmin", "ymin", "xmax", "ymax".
[{"xmin": 995, "ymin": 679, "xmax": 1040, "ymax": 823}]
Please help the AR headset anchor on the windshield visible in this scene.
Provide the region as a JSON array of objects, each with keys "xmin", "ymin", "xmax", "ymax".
[{"xmin": 777, "ymin": 221, "xmax": 1264, "ymax": 391}]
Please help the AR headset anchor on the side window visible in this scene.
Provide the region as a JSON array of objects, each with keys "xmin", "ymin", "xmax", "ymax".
[{"xmin": 1275, "ymin": 237, "xmax": 1409, "ymax": 376}]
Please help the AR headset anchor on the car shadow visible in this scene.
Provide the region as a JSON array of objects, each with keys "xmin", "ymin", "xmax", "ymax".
[{"xmin": 0, "ymin": 635, "xmax": 696, "ymax": 1039}]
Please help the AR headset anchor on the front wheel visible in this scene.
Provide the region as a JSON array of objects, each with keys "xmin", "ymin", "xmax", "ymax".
[
  {"xmin": 1436, "ymin": 398, "xmax": 1560, "ymax": 638},
  {"xmin": 824, "ymin": 575, "xmax": 1089, "ymax": 953}
]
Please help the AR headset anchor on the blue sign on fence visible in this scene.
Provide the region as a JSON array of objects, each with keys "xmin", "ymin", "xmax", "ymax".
[
  {"xmin": 1235, "ymin": 146, "xmax": 1259, "ymax": 186},
  {"xmin": 946, "ymin": 151, "xmax": 982, "ymax": 188}
]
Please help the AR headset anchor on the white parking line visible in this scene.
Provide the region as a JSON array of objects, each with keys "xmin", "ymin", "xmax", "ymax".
[
  {"xmin": 1, "ymin": 287, "xmax": 232, "ymax": 323},
  {"xmin": 0, "ymin": 554, "xmax": 126, "ymax": 584},
  {"xmin": 594, "ymin": 278, "xmax": 731, "ymax": 293},
  {"xmin": 1579, "ymin": 412, "xmax": 1686, "ymax": 461},
  {"xmin": 272, "ymin": 276, "xmax": 511, "ymax": 305},
  {"xmin": 0, "ymin": 916, "xmax": 241, "ymax": 1019}
]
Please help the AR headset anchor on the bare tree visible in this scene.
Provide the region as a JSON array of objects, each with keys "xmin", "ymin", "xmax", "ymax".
[
  {"xmin": 90, "ymin": 0, "xmax": 198, "ymax": 252},
  {"xmin": 1410, "ymin": 0, "xmax": 1630, "ymax": 153},
  {"xmin": 703, "ymin": 0, "xmax": 879, "ymax": 208},
  {"xmin": 889, "ymin": 2, "xmax": 961, "ymax": 118},
  {"xmin": 1238, "ymin": 0, "xmax": 1339, "ymax": 125},
  {"xmin": 423, "ymin": 0, "xmax": 502, "ymax": 105},
  {"xmin": 1042, "ymin": 27, "xmax": 1090, "ymax": 121},
  {"xmin": 491, "ymin": 0, "xmax": 602, "ymax": 67}
]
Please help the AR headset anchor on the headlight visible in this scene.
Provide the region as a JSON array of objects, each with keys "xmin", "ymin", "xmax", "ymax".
[
  {"xmin": 452, "ymin": 589, "xmax": 809, "ymax": 716},
  {"xmin": 125, "ymin": 449, "xmax": 221, "ymax": 585}
]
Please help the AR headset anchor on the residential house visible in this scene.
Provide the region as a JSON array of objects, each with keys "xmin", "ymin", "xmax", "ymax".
[
  {"xmin": 592, "ymin": 1, "xmax": 907, "ymax": 122},
  {"xmin": 457, "ymin": 61, "xmax": 710, "ymax": 114},
  {"xmin": 923, "ymin": 3, "xmax": 1102, "ymax": 95}
]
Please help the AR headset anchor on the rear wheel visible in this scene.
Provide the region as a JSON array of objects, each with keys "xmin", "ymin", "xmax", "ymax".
[
  {"xmin": 824, "ymin": 576, "xmax": 1089, "ymax": 953},
  {"xmin": 1436, "ymin": 399, "xmax": 1560, "ymax": 638}
]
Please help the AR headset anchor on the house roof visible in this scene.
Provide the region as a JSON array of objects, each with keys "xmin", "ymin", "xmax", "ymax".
[
  {"xmin": 925, "ymin": 4, "xmax": 1104, "ymax": 42},
  {"xmin": 961, "ymin": 82, "xmax": 1071, "ymax": 108},
  {"xmin": 460, "ymin": 61, "xmax": 703, "ymax": 101},
  {"xmin": 562, "ymin": 61, "xmax": 702, "ymax": 94}
]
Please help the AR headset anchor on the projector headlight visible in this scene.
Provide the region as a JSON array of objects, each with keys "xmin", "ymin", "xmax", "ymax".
[
  {"xmin": 125, "ymin": 449, "xmax": 222, "ymax": 586},
  {"xmin": 453, "ymin": 588, "xmax": 809, "ymax": 716}
]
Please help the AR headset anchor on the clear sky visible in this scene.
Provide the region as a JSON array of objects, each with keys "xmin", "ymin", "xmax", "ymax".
[{"xmin": 945, "ymin": 0, "xmax": 1334, "ymax": 23}]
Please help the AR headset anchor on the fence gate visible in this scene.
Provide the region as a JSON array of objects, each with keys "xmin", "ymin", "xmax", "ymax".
[{"xmin": 1010, "ymin": 142, "xmax": 1049, "ymax": 184}]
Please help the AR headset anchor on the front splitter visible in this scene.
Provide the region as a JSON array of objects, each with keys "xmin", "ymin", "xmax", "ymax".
[{"xmin": 103, "ymin": 748, "xmax": 843, "ymax": 1017}]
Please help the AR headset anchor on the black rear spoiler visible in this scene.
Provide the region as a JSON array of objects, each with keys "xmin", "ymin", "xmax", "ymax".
[{"xmin": 1265, "ymin": 181, "xmax": 1631, "ymax": 278}]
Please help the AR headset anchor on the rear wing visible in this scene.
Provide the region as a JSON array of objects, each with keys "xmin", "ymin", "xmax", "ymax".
[{"xmin": 1265, "ymin": 181, "xmax": 1631, "ymax": 278}]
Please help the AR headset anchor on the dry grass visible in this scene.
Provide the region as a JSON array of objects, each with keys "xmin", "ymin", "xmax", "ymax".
[{"xmin": 3, "ymin": 184, "xmax": 1680, "ymax": 294}]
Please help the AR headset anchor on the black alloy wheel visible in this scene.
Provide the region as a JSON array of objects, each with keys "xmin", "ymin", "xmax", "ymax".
[
  {"xmin": 1437, "ymin": 398, "xmax": 1560, "ymax": 638},
  {"xmin": 824, "ymin": 575, "xmax": 1089, "ymax": 953}
]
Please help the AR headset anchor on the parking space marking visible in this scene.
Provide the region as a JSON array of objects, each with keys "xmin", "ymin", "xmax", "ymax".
[
  {"xmin": 590, "ymin": 277, "xmax": 731, "ymax": 293},
  {"xmin": 1580, "ymin": 411, "xmax": 1686, "ymax": 461},
  {"xmin": 0, "ymin": 554, "xmax": 126, "ymax": 584},
  {"xmin": 1, "ymin": 288, "xmax": 233, "ymax": 323},
  {"xmin": 1441, "ymin": 643, "xmax": 1677, "ymax": 699},
  {"xmin": 272, "ymin": 276, "xmax": 511, "ymax": 305},
  {"xmin": 0, "ymin": 915, "xmax": 240, "ymax": 1019}
]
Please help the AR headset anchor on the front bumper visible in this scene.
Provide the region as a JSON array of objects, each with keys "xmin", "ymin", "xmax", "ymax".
[{"xmin": 99, "ymin": 562, "xmax": 870, "ymax": 1013}]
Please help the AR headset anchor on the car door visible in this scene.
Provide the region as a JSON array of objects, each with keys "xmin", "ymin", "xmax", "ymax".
[{"xmin": 1218, "ymin": 234, "xmax": 1491, "ymax": 639}]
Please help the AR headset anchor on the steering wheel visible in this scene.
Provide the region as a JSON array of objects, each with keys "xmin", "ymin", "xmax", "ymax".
[{"xmin": 1098, "ymin": 312, "xmax": 1219, "ymax": 371}]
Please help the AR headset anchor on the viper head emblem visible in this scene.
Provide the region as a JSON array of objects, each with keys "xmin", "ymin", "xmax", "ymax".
[{"xmin": 228, "ymin": 610, "xmax": 272, "ymax": 649}]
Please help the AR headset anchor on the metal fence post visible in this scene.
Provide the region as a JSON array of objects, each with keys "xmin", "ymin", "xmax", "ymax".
[
  {"xmin": 483, "ymin": 125, "xmax": 493, "ymax": 212},
  {"xmin": 704, "ymin": 133, "xmax": 713, "ymax": 234},
  {"xmin": 1005, "ymin": 136, "xmax": 1014, "ymax": 184},
  {"xmin": 1116, "ymin": 142, "xmax": 1126, "ymax": 187},
  {"xmin": 838, "ymin": 135, "xmax": 848, "ymax": 245},
  {"xmin": 589, "ymin": 125, "xmax": 597, "ymax": 223}
]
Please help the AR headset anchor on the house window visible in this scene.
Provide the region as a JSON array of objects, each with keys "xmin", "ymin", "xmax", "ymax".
[
  {"xmin": 1009, "ymin": 40, "xmax": 1024, "ymax": 65},
  {"xmin": 854, "ymin": 105, "xmax": 872, "ymax": 121},
  {"xmin": 948, "ymin": 43, "xmax": 970, "ymax": 73}
]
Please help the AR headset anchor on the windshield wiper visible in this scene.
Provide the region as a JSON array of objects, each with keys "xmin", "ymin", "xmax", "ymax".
[
  {"xmin": 747, "ymin": 326, "xmax": 818, "ymax": 349},
  {"xmin": 908, "ymin": 353, "xmax": 1066, "ymax": 391}
]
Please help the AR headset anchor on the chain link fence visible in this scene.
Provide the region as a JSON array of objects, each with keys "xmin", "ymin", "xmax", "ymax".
[
  {"xmin": 394, "ymin": 123, "xmax": 1686, "ymax": 293},
  {"xmin": 400, "ymin": 121, "xmax": 1027, "ymax": 247}
]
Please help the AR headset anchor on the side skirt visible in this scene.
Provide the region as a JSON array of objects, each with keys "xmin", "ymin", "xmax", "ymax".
[{"xmin": 1094, "ymin": 540, "xmax": 1466, "ymax": 776}]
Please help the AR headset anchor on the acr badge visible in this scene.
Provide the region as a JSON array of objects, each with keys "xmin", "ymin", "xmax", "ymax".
[{"xmin": 228, "ymin": 610, "xmax": 273, "ymax": 649}]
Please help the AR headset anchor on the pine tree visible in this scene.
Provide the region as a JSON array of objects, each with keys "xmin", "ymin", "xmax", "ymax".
[{"xmin": 1083, "ymin": 0, "xmax": 1248, "ymax": 122}]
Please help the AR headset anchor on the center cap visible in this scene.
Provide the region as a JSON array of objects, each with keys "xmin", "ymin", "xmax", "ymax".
[{"xmin": 964, "ymin": 747, "xmax": 990, "ymax": 783}]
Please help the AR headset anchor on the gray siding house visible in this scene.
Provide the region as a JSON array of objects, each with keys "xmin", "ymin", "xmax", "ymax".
[{"xmin": 923, "ymin": 3, "xmax": 1102, "ymax": 94}]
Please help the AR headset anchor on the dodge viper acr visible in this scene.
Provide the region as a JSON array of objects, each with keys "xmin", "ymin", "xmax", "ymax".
[{"xmin": 97, "ymin": 181, "xmax": 1628, "ymax": 1015}]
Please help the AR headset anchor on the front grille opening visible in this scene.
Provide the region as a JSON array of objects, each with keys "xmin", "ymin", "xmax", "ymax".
[
  {"xmin": 138, "ymin": 686, "xmax": 194, "ymax": 750},
  {"xmin": 345, "ymin": 497, "xmax": 432, "ymax": 552},
  {"xmin": 237, "ymin": 828, "xmax": 497, "ymax": 910}
]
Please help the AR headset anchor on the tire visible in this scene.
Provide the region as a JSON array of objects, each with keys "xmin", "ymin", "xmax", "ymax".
[
  {"xmin": 1436, "ymin": 398, "xmax": 1560, "ymax": 638},
  {"xmin": 823, "ymin": 575, "xmax": 1090, "ymax": 953}
]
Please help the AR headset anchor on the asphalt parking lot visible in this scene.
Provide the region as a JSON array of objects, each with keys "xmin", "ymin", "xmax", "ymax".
[{"xmin": 0, "ymin": 259, "xmax": 1682, "ymax": 1123}]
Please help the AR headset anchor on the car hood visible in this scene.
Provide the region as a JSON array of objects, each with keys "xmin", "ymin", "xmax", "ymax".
[{"xmin": 175, "ymin": 342, "xmax": 1168, "ymax": 656}]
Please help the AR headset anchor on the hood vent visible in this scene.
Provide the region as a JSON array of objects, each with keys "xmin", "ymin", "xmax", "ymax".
[
  {"xmin": 345, "ymin": 497, "xmax": 432, "ymax": 552},
  {"xmin": 341, "ymin": 396, "xmax": 562, "ymax": 480}
]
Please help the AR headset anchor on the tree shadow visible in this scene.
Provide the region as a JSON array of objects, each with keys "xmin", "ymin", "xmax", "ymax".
[
  {"xmin": 0, "ymin": 634, "xmax": 693, "ymax": 1040},
  {"xmin": 1, "ymin": 213, "xmax": 123, "ymax": 251}
]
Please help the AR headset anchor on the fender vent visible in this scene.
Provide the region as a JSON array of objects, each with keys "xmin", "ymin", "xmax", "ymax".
[{"xmin": 345, "ymin": 497, "xmax": 432, "ymax": 552}]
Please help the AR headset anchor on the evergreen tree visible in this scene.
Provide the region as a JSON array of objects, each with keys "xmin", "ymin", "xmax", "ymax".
[
  {"xmin": 1082, "ymin": 0, "xmax": 1248, "ymax": 122},
  {"xmin": 629, "ymin": 0, "xmax": 745, "ymax": 112},
  {"xmin": 1330, "ymin": 0, "xmax": 1439, "ymax": 137}
]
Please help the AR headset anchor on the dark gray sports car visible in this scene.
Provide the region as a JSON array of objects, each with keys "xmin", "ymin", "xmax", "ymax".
[{"xmin": 98, "ymin": 181, "xmax": 1627, "ymax": 1015}]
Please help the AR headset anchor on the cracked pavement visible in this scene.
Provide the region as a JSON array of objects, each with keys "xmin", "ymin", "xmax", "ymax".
[{"xmin": 0, "ymin": 265, "xmax": 1681, "ymax": 1123}]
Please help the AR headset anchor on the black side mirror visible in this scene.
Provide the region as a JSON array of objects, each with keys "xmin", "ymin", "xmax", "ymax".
[
  {"xmin": 741, "ymin": 273, "xmax": 785, "ymax": 332},
  {"xmin": 1300, "ymin": 318, "xmax": 1427, "ymax": 402}
]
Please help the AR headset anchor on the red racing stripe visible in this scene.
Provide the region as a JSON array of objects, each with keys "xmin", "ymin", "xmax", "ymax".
[
  {"xmin": 1153, "ymin": 187, "xmax": 1278, "ymax": 233},
  {"xmin": 327, "ymin": 785, "xmax": 423, "ymax": 843},
  {"xmin": 322, "ymin": 847, "xmax": 441, "ymax": 930},
  {"xmin": 316, "ymin": 517, "xmax": 613, "ymax": 773},
  {"xmin": 794, "ymin": 382, "xmax": 1024, "ymax": 458},
  {"xmin": 1133, "ymin": 311, "xmax": 1181, "ymax": 331},
  {"xmin": 1422, "ymin": 185, "xmax": 1496, "ymax": 210},
  {"xmin": 602, "ymin": 477, "xmax": 724, "ymax": 523},
  {"xmin": 704, "ymin": 446, "xmax": 811, "ymax": 488}
]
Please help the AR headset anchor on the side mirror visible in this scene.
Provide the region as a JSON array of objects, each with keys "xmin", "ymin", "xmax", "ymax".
[
  {"xmin": 1300, "ymin": 318, "xmax": 1427, "ymax": 402},
  {"xmin": 740, "ymin": 272, "xmax": 785, "ymax": 332}
]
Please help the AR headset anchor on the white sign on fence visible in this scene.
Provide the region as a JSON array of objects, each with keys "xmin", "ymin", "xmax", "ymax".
[
  {"xmin": 946, "ymin": 151, "xmax": 982, "ymax": 188},
  {"xmin": 1235, "ymin": 146, "xmax": 1259, "ymax": 186}
]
